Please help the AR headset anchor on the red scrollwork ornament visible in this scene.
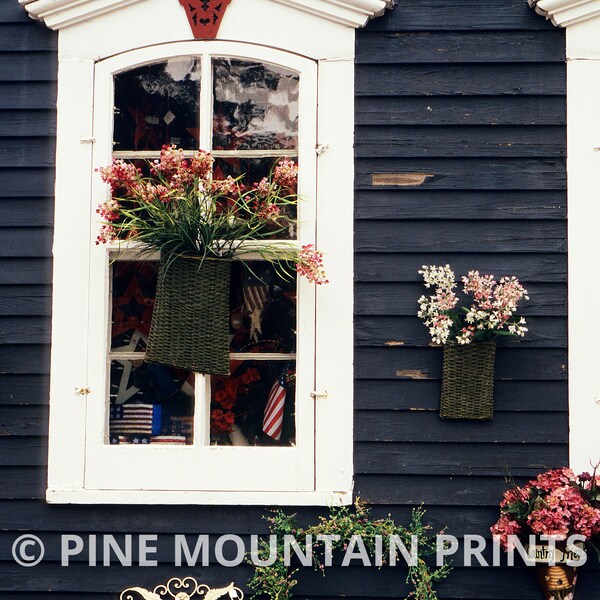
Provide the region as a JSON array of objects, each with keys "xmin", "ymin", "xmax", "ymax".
[{"xmin": 178, "ymin": 0, "xmax": 233, "ymax": 39}]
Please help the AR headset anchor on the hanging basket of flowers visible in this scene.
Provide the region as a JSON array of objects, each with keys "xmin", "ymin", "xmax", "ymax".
[
  {"xmin": 418, "ymin": 265, "xmax": 528, "ymax": 420},
  {"xmin": 491, "ymin": 467, "xmax": 600, "ymax": 600},
  {"xmin": 96, "ymin": 145, "xmax": 327, "ymax": 375}
]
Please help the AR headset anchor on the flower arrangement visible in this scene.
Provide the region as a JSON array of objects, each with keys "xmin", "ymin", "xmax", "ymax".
[
  {"xmin": 418, "ymin": 264, "xmax": 528, "ymax": 345},
  {"xmin": 96, "ymin": 144, "xmax": 327, "ymax": 284},
  {"xmin": 491, "ymin": 467, "xmax": 600, "ymax": 550}
]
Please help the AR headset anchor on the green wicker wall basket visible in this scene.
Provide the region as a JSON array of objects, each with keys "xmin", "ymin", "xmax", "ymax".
[
  {"xmin": 145, "ymin": 255, "xmax": 232, "ymax": 375},
  {"xmin": 440, "ymin": 340, "xmax": 496, "ymax": 420}
]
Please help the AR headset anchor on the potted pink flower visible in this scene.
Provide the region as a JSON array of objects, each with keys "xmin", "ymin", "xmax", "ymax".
[
  {"xmin": 491, "ymin": 467, "xmax": 600, "ymax": 599},
  {"xmin": 418, "ymin": 265, "xmax": 528, "ymax": 420}
]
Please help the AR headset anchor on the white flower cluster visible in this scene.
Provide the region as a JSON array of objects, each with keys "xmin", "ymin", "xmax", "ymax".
[
  {"xmin": 417, "ymin": 265, "xmax": 529, "ymax": 345},
  {"xmin": 417, "ymin": 265, "xmax": 458, "ymax": 345}
]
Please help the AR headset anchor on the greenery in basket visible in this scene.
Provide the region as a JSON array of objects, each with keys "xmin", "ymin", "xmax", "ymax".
[
  {"xmin": 95, "ymin": 144, "xmax": 327, "ymax": 284},
  {"xmin": 248, "ymin": 499, "xmax": 451, "ymax": 600},
  {"xmin": 417, "ymin": 264, "xmax": 528, "ymax": 345}
]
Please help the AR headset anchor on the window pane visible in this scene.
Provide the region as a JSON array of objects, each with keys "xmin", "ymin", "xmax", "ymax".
[
  {"xmin": 210, "ymin": 360, "xmax": 296, "ymax": 446},
  {"xmin": 114, "ymin": 58, "xmax": 201, "ymax": 151},
  {"xmin": 229, "ymin": 261, "xmax": 296, "ymax": 354},
  {"xmin": 111, "ymin": 261, "xmax": 157, "ymax": 352},
  {"xmin": 212, "ymin": 58, "xmax": 299, "ymax": 151},
  {"xmin": 109, "ymin": 260, "xmax": 194, "ymax": 446},
  {"xmin": 109, "ymin": 360, "xmax": 194, "ymax": 445},
  {"xmin": 214, "ymin": 156, "xmax": 297, "ymax": 239}
]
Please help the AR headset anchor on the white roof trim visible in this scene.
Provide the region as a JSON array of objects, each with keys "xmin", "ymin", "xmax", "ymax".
[
  {"xmin": 529, "ymin": 0, "xmax": 600, "ymax": 27},
  {"xmin": 20, "ymin": 0, "xmax": 393, "ymax": 30}
]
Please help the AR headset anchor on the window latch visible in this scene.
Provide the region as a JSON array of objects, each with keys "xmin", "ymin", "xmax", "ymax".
[
  {"xmin": 315, "ymin": 144, "xmax": 330, "ymax": 155},
  {"xmin": 75, "ymin": 386, "xmax": 91, "ymax": 396},
  {"xmin": 310, "ymin": 390, "xmax": 328, "ymax": 399},
  {"xmin": 80, "ymin": 137, "xmax": 96, "ymax": 144}
]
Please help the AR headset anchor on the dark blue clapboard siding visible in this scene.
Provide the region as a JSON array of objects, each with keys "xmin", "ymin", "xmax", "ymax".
[
  {"xmin": 0, "ymin": 0, "xmax": 575, "ymax": 599},
  {"xmin": 352, "ymin": 0, "xmax": 571, "ymax": 598}
]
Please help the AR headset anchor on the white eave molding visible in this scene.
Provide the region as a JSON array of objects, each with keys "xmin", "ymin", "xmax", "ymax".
[
  {"xmin": 20, "ymin": 0, "xmax": 393, "ymax": 30},
  {"xmin": 529, "ymin": 0, "xmax": 600, "ymax": 27}
]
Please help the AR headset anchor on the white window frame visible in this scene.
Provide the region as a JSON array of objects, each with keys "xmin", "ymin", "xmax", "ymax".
[
  {"xmin": 530, "ymin": 0, "xmax": 600, "ymax": 472},
  {"xmin": 86, "ymin": 41, "xmax": 318, "ymax": 496},
  {"xmin": 26, "ymin": 0, "xmax": 392, "ymax": 504}
]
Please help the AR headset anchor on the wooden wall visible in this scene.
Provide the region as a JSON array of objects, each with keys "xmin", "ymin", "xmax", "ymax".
[{"xmin": 0, "ymin": 0, "xmax": 584, "ymax": 599}]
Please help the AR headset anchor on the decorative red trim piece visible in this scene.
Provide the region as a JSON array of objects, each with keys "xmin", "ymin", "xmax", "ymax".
[{"xmin": 178, "ymin": 0, "xmax": 233, "ymax": 39}]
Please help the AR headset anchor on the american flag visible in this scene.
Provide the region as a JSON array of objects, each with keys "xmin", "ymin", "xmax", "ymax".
[{"xmin": 262, "ymin": 369, "xmax": 288, "ymax": 441}]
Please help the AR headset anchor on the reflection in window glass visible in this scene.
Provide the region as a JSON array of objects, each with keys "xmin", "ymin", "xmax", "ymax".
[
  {"xmin": 113, "ymin": 58, "xmax": 201, "ymax": 151},
  {"xmin": 213, "ymin": 58, "xmax": 299, "ymax": 151},
  {"xmin": 228, "ymin": 262, "xmax": 297, "ymax": 354},
  {"xmin": 210, "ymin": 360, "xmax": 296, "ymax": 447},
  {"xmin": 109, "ymin": 261, "xmax": 195, "ymax": 445}
]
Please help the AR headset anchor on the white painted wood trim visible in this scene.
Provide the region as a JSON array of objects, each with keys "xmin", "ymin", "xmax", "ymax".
[
  {"xmin": 47, "ymin": 488, "xmax": 353, "ymax": 505},
  {"xmin": 20, "ymin": 0, "xmax": 392, "ymax": 30},
  {"xmin": 529, "ymin": 0, "xmax": 600, "ymax": 27}
]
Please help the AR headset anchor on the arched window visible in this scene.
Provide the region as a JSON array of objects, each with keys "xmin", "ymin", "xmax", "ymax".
[{"xmin": 21, "ymin": 0, "xmax": 392, "ymax": 504}]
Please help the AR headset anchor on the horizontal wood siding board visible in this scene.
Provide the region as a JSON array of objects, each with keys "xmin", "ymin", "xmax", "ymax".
[
  {"xmin": 0, "ymin": 286, "xmax": 52, "ymax": 316},
  {"xmin": 0, "ymin": 260, "xmax": 53, "ymax": 285},
  {"xmin": 355, "ymin": 125, "xmax": 565, "ymax": 158},
  {"xmin": 354, "ymin": 347, "xmax": 567, "ymax": 381},
  {"xmin": 355, "ymin": 380, "xmax": 568, "ymax": 412},
  {"xmin": 356, "ymin": 31, "xmax": 565, "ymax": 63},
  {"xmin": 0, "ymin": 200, "xmax": 54, "ymax": 227},
  {"xmin": 0, "ymin": 4, "xmax": 32, "ymax": 22},
  {"xmin": 355, "ymin": 253, "xmax": 567, "ymax": 283},
  {"xmin": 0, "ymin": 405, "xmax": 48, "ymax": 435},
  {"xmin": 0, "ymin": 83, "xmax": 57, "ymax": 109},
  {"xmin": 0, "ymin": 169, "xmax": 56, "ymax": 196},
  {"xmin": 0, "ymin": 111, "xmax": 56, "ymax": 136},
  {"xmin": 355, "ymin": 282, "xmax": 565, "ymax": 316},
  {"xmin": 0, "ymin": 228, "xmax": 53, "ymax": 257},
  {"xmin": 354, "ymin": 442, "xmax": 569, "ymax": 475},
  {"xmin": 354, "ymin": 190, "xmax": 566, "ymax": 220},
  {"xmin": 353, "ymin": 474, "xmax": 544, "ymax": 506},
  {"xmin": 355, "ymin": 316, "xmax": 566, "ymax": 348},
  {"xmin": 0, "ymin": 53, "xmax": 58, "ymax": 82},
  {"xmin": 0, "ymin": 374, "xmax": 50, "ymax": 405},
  {"xmin": 366, "ymin": 0, "xmax": 556, "ymax": 31},
  {"xmin": 355, "ymin": 64, "xmax": 565, "ymax": 96},
  {"xmin": 0, "ymin": 138, "xmax": 55, "ymax": 166},
  {"xmin": 0, "ymin": 346, "xmax": 50, "ymax": 375},
  {"xmin": 0, "ymin": 500, "xmax": 496, "ymax": 533},
  {"xmin": 354, "ymin": 410, "xmax": 569, "ymax": 443},
  {"xmin": 0, "ymin": 24, "xmax": 58, "ymax": 52},
  {"xmin": 355, "ymin": 96, "xmax": 566, "ymax": 126},
  {"xmin": 356, "ymin": 158, "xmax": 566, "ymax": 190},
  {"xmin": 0, "ymin": 317, "xmax": 51, "ymax": 344},
  {"xmin": 0, "ymin": 437, "xmax": 47, "ymax": 465},
  {"xmin": 0, "ymin": 561, "xmax": 544, "ymax": 596},
  {"xmin": 355, "ymin": 220, "xmax": 566, "ymax": 253}
]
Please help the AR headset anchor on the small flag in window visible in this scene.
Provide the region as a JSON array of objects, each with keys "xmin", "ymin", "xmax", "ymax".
[{"xmin": 263, "ymin": 369, "xmax": 287, "ymax": 441}]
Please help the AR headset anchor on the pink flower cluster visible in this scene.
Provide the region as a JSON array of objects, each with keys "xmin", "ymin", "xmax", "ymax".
[
  {"xmin": 97, "ymin": 160, "xmax": 138, "ymax": 192},
  {"xmin": 296, "ymin": 244, "xmax": 329, "ymax": 285},
  {"xmin": 273, "ymin": 159, "xmax": 298, "ymax": 189},
  {"xmin": 418, "ymin": 265, "xmax": 529, "ymax": 345},
  {"xmin": 491, "ymin": 467, "xmax": 600, "ymax": 550}
]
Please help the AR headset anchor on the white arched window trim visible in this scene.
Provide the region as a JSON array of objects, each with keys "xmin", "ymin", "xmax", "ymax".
[{"xmin": 22, "ymin": 0, "xmax": 393, "ymax": 504}]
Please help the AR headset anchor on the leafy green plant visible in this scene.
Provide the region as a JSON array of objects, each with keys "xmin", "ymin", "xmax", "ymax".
[{"xmin": 248, "ymin": 499, "xmax": 451, "ymax": 600}]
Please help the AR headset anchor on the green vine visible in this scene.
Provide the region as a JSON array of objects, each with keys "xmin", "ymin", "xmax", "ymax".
[{"xmin": 248, "ymin": 499, "xmax": 451, "ymax": 600}]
